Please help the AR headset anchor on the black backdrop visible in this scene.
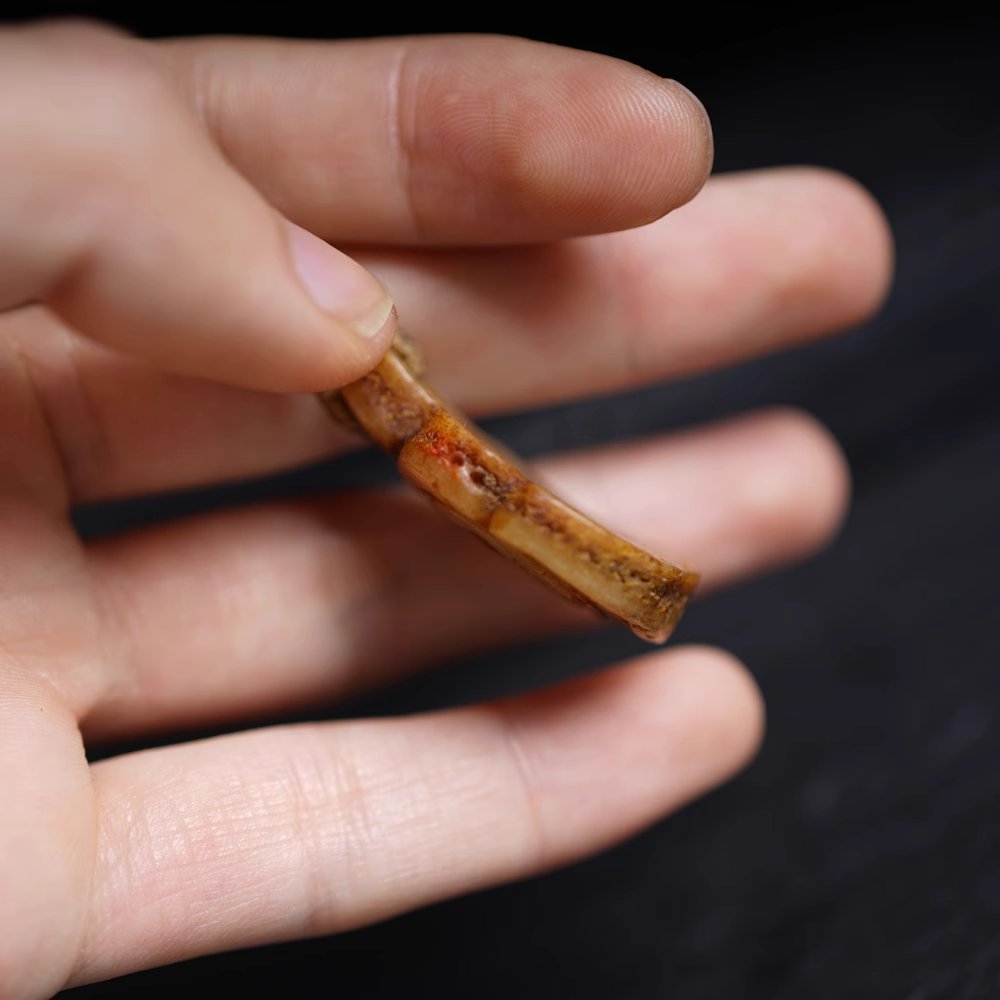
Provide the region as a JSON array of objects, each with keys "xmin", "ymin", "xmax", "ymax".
[{"xmin": 5, "ymin": 6, "xmax": 998, "ymax": 998}]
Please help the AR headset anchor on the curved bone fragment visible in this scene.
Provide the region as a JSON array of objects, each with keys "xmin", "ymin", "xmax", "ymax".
[{"xmin": 319, "ymin": 336, "xmax": 699, "ymax": 644}]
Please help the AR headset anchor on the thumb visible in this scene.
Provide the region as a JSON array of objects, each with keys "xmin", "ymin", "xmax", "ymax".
[{"xmin": 0, "ymin": 20, "xmax": 395, "ymax": 392}]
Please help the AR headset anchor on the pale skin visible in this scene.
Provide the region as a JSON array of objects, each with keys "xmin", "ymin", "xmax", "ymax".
[{"xmin": 0, "ymin": 22, "xmax": 893, "ymax": 997}]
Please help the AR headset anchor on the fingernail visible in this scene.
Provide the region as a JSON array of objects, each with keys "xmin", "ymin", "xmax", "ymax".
[{"xmin": 286, "ymin": 221, "xmax": 394, "ymax": 339}]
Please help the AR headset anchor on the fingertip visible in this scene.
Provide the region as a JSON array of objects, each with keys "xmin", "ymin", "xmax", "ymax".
[
  {"xmin": 815, "ymin": 167, "xmax": 895, "ymax": 320},
  {"xmin": 765, "ymin": 166, "xmax": 895, "ymax": 329},
  {"xmin": 664, "ymin": 645, "xmax": 766, "ymax": 779},
  {"xmin": 491, "ymin": 644, "xmax": 765, "ymax": 870},
  {"xmin": 690, "ymin": 407, "xmax": 851, "ymax": 588},
  {"xmin": 285, "ymin": 221, "xmax": 394, "ymax": 337},
  {"xmin": 649, "ymin": 77, "xmax": 715, "ymax": 214},
  {"xmin": 533, "ymin": 63, "xmax": 715, "ymax": 231},
  {"xmin": 744, "ymin": 407, "xmax": 852, "ymax": 560},
  {"xmin": 305, "ymin": 302, "xmax": 398, "ymax": 392},
  {"xmin": 401, "ymin": 38, "xmax": 717, "ymax": 240},
  {"xmin": 283, "ymin": 219, "xmax": 398, "ymax": 389}
]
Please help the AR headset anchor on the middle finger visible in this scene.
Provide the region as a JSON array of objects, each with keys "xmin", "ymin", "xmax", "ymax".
[{"xmin": 21, "ymin": 167, "xmax": 890, "ymax": 503}]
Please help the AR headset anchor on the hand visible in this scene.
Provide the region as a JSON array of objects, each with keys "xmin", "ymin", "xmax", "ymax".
[{"xmin": 0, "ymin": 22, "xmax": 892, "ymax": 996}]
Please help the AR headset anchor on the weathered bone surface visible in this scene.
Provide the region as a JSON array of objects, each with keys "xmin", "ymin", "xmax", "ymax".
[{"xmin": 319, "ymin": 335, "xmax": 699, "ymax": 643}]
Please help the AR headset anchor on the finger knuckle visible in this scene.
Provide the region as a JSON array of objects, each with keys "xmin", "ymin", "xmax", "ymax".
[
  {"xmin": 3, "ymin": 19, "xmax": 178, "ymax": 148},
  {"xmin": 0, "ymin": 25, "xmax": 192, "ymax": 243}
]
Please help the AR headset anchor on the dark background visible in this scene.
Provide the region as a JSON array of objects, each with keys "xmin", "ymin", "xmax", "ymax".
[{"xmin": 6, "ymin": 5, "xmax": 997, "ymax": 997}]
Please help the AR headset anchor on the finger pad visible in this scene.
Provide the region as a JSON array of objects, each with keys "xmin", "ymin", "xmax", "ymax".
[
  {"xmin": 401, "ymin": 41, "xmax": 712, "ymax": 240},
  {"xmin": 502, "ymin": 646, "xmax": 764, "ymax": 863}
]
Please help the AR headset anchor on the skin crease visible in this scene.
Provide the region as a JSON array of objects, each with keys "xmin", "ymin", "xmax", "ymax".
[{"xmin": 0, "ymin": 22, "xmax": 893, "ymax": 999}]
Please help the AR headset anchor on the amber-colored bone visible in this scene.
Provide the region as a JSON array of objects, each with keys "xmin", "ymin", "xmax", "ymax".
[{"xmin": 319, "ymin": 336, "xmax": 698, "ymax": 644}]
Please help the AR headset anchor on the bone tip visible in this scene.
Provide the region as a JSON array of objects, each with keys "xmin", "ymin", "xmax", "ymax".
[{"xmin": 631, "ymin": 568, "xmax": 701, "ymax": 644}]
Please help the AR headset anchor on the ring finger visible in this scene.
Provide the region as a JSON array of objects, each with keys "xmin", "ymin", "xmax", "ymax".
[{"xmin": 75, "ymin": 406, "xmax": 847, "ymax": 739}]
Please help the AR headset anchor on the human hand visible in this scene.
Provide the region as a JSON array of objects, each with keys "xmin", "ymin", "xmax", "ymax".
[{"xmin": 0, "ymin": 22, "xmax": 892, "ymax": 996}]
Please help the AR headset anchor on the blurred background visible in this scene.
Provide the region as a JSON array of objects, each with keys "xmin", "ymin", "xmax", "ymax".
[{"xmin": 7, "ymin": 5, "xmax": 997, "ymax": 997}]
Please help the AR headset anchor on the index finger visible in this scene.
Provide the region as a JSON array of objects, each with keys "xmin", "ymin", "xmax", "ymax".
[{"xmin": 162, "ymin": 33, "xmax": 712, "ymax": 245}]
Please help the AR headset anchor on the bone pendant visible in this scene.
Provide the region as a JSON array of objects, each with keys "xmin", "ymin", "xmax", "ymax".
[{"xmin": 319, "ymin": 335, "xmax": 699, "ymax": 644}]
